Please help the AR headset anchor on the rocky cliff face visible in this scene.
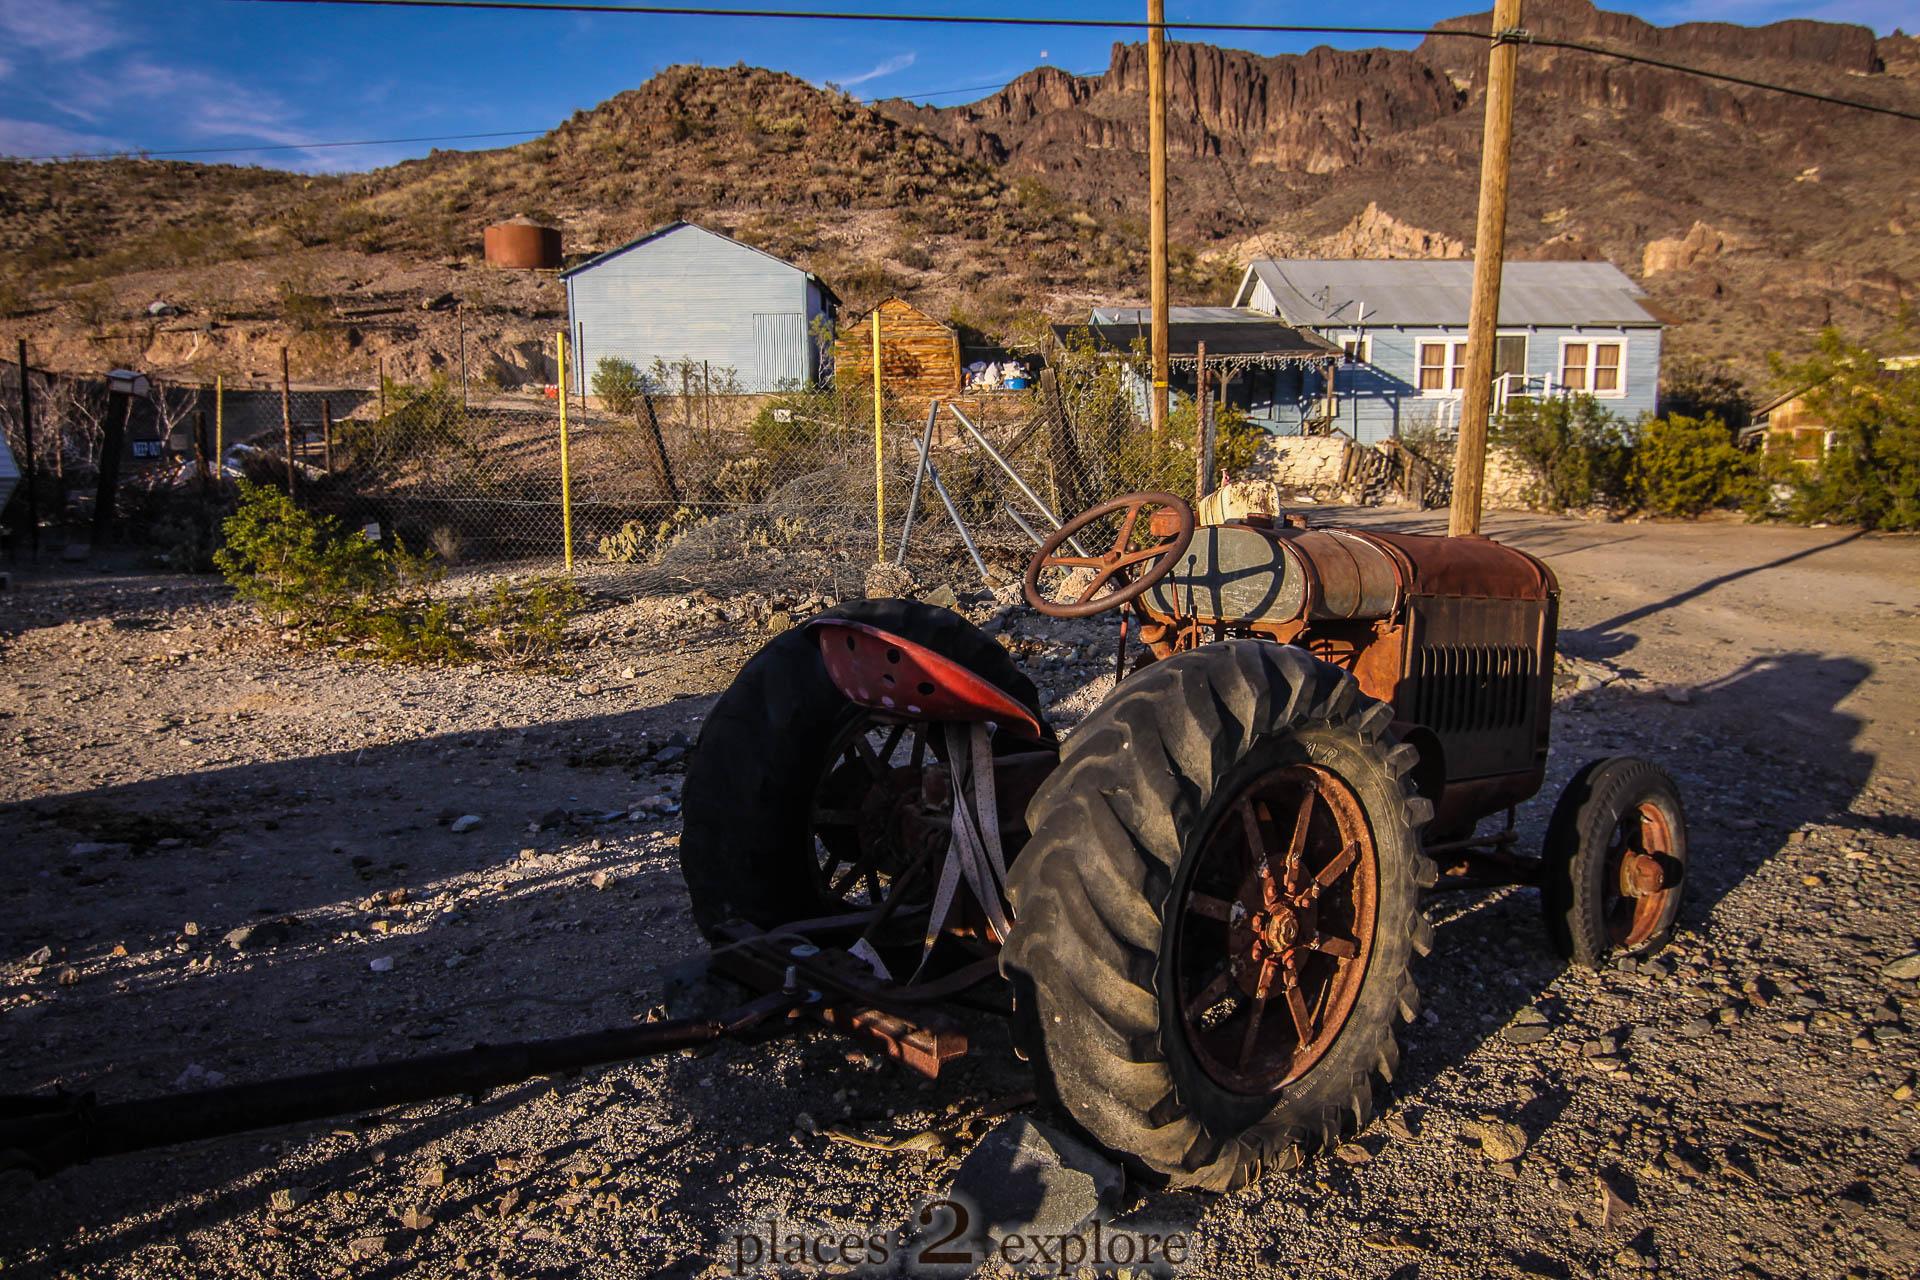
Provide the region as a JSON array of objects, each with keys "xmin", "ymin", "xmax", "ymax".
[{"xmin": 887, "ymin": 0, "xmax": 1920, "ymax": 382}]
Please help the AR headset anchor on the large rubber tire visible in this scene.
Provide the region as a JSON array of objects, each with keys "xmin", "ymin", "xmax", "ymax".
[
  {"xmin": 1541, "ymin": 756, "xmax": 1688, "ymax": 967},
  {"xmin": 680, "ymin": 598, "xmax": 1049, "ymax": 938},
  {"xmin": 1002, "ymin": 640, "xmax": 1435, "ymax": 1191}
]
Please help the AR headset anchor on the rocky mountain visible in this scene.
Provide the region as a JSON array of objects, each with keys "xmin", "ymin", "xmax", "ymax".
[
  {"xmin": 889, "ymin": 0, "xmax": 1920, "ymax": 381},
  {"xmin": 1, "ymin": 0, "xmax": 1915, "ymax": 391}
]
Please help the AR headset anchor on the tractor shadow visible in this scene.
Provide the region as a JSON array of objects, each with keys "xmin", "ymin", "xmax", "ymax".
[{"xmin": 1387, "ymin": 645, "xmax": 1874, "ymax": 1115}]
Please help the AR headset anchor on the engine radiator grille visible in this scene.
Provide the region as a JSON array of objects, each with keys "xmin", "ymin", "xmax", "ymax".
[{"xmin": 1411, "ymin": 644, "xmax": 1539, "ymax": 736}]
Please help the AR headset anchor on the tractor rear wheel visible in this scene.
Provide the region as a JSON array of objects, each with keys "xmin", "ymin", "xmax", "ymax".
[
  {"xmin": 1541, "ymin": 757, "xmax": 1688, "ymax": 967},
  {"xmin": 1003, "ymin": 641, "xmax": 1435, "ymax": 1191},
  {"xmin": 680, "ymin": 598, "xmax": 1049, "ymax": 944}
]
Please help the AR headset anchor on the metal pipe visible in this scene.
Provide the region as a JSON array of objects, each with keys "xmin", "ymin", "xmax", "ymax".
[
  {"xmin": 1002, "ymin": 503, "xmax": 1046, "ymax": 549},
  {"xmin": 894, "ymin": 399, "xmax": 939, "ymax": 566},
  {"xmin": 924, "ymin": 454, "xmax": 992, "ymax": 588},
  {"xmin": 1, "ymin": 993, "xmax": 798, "ymax": 1178},
  {"xmin": 944, "ymin": 404, "xmax": 1090, "ymax": 558}
]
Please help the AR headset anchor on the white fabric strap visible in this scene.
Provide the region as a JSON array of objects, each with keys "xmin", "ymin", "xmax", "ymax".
[{"xmin": 915, "ymin": 722, "xmax": 1014, "ymax": 976}]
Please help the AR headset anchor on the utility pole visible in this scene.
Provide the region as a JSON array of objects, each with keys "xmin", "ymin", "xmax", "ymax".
[
  {"xmin": 1147, "ymin": 0, "xmax": 1170, "ymax": 448},
  {"xmin": 1449, "ymin": 0, "xmax": 1523, "ymax": 538}
]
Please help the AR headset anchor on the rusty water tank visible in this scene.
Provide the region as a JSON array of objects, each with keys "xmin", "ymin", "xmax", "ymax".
[{"xmin": 483, "ymin": 217, "xmax": 562, "ymax": 269}]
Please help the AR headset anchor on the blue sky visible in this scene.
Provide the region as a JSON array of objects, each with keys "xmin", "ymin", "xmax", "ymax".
[{"xmin": 0, "ymin": 0, "xmax": 1905, "ymax": 172}]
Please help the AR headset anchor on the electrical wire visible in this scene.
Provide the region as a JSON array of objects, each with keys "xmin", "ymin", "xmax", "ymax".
[
  {"xmin": 230, "ymin": 0, "xmax": 1466, "ymax": 40},
  {"xmin": 3, "ymin": 67, "xmax": 1103, "ymax": 162}
]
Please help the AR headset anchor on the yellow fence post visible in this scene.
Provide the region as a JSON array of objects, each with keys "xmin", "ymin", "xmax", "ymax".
[
  {"xmin": 214, "ymin": 375, "xmax": 223, "ymax": 469},
  {"xmin": 556, "ymin": 331, "xmax": 574, "ymax": 573},
  {"xmin": 871, "ymin": 306, "xmax": 885, "ymax": 561}
]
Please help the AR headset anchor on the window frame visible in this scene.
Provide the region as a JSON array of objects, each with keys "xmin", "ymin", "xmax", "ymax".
[
  {"xmin": 1559, "ymin": 335, "xmax": 1628, "ymax": 399},
  {"xmin": 1415, "ymin": 335, "xmax": 1469, "ymax": 396},
  {"xmin": 1338, "ymin": 332, "xmax": 1373, "ymax": 365}
]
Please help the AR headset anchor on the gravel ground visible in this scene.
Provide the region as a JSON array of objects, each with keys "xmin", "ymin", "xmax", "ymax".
[{"xmin": 2, "ymin": 509, "xmax": 1918, "ymax": 1279}]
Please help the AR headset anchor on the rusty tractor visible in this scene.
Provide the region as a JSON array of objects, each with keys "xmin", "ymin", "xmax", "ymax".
[
  {"xmin": 677, "ymin": 491, "xmax": 1688, "ymax": 1190},
  {"xmin": 2, "ymin": 494, "xmax": 1685, "ymax": 1191}
]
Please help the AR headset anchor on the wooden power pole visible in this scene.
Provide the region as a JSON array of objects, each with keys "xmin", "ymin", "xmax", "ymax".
[
  {"xmin": 1147, "ymin": 0, "xmax": 1170, "ymax": 447},
  {"xmin": 1448, "ymin": 0, "xmax": 1523, "ymax": 538}
]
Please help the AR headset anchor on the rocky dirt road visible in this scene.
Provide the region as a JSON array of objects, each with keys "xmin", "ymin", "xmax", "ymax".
[{"xmin": 2, "ymin": 510, "xmax": 1917, "ymax": 1279}]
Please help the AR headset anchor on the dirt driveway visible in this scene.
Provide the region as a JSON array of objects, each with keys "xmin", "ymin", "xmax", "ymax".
[{"xmin": 2, "ymin": 509, "xmax": 1916, "ymax": 1279}]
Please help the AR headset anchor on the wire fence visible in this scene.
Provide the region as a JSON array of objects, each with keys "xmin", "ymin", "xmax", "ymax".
[{"xmin": 0, "ymin": 338, "xmax": 1214, "ymax": 598}]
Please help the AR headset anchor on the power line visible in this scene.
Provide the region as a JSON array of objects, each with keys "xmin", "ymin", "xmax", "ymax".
[
  {"xmin": 1523, "ymin": 34, "xmax": 1920, "ymax": 123},
  {"xmin": 1, "ymin": 64, "xmax": 1100, "ymax": 163},
  {"xmin": 230, "ymin": 0, "xmax": 1461, "ymax": 40},
  {"xmin": 231, "ymin": 0, "xmax": 1920, "ymax": 123},
  {"xmin": 5, "ymin": 128, "xmax": 549, "ymax": 163}
]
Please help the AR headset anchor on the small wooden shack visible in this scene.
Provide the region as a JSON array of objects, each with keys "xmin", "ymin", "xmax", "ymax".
[{"xmin": 835, "ymin": 298, "xmax": 961, "ymax": 395}]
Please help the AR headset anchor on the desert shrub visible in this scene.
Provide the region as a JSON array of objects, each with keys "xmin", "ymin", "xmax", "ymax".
[
  {"xmin": 1659, "ymin": 355, "xmax": 1753, "ymax": 431},
  {"xmin": 1762, "ymin": 328, "xmax": 1920, "ymax": 531},
  {"xmin": 216, "ymin": 481, "xmax": 580, "ymax": 663},
  {"xmin": 592, "ymin": 357, "xmax": 645, "ymax": 415},
  {"xmin": 340, "ymin": 374, "xmax": 471, "ymax": 471},
  {"xmin": 215, "ymin": 480, "xmax": 389, "ymax": 633},
  {"xmin": 276, "ymin": 278, "xmax": 331, "ymax": 333},
  {"xmin": 1491, "ymin": 394, "xmax": 1635, "ymax": 511},
  {"xmin": 1630, "ymin": 412, "xmax": 1755, "ymax": 517},
  {"xmin": 597, "ymin": 508, "xmax": 701, "ymax": 563},
  {"xmin": 466, "ymin": 575, "xmax": 585, "ymax": 665}
]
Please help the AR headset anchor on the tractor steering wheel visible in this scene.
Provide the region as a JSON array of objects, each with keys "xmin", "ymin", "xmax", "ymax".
[{"xmin": 1022, "ymin": 492, "xmax": 1196, "ymax": 619}]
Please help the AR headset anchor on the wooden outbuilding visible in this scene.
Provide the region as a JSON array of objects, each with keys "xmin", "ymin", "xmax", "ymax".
[{"xmin": 835, "ymin": 298, "xmax": 961, "ymax": 395}]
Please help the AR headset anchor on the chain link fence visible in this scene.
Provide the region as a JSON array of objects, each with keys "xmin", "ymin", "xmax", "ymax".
[{"xmin": 2, "ymin": 337, "xmax": 1216, "ymax": 598}]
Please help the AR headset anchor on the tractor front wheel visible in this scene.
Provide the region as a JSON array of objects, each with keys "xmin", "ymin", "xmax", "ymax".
[
  {"xmin": 1003, "ymin": 641, "xmax": 1435, "ymax": 1191},
  {"xmin": 1541, "ymin": 757, "xmax": 1688, "ymax": 967}
]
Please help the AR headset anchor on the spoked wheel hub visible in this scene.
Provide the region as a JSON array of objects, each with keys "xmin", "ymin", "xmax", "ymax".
[
  {"xmin": 809, "ymin": 717, "xmax": 947, "ymax": 935},
  {"xmin": 1606, "ymin": 802, "xmax": 1684, "ymax": 948},
  {"xmin": 1178, "ymin": 763, "xmax": 1379, "ymax": 1094}
]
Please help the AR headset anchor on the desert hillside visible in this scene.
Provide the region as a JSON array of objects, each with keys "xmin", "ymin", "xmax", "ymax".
[{"xmin": 1, "ymin": 0, "xmax": 1915, "ymax": 393}]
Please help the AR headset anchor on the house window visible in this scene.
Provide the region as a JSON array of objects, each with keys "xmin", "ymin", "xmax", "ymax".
[
  {"xmin": 1340, "ymin": 334, "xmax": 1372, "ymax": 364},
  {"xmin": 1417, "ymin": 338, "xmax": 1468, "ymax": 393},
  {"xmin": 1561, "ymin": 339, "xmax": 1626, "ymax": 397}
]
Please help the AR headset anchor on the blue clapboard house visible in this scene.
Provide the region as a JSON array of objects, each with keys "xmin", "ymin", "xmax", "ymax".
[
  {"xmin": 562, "ymin": 222, "xmax": 838, "ymax": 392},
  {"xmin": 1229, "ymin": 258, "xmax": 1665, "ymax": 443}
]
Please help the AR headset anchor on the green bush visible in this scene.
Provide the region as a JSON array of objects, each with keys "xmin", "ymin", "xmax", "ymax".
[
  {"xmin": 215, "ymin": 481, "xmax": 581, "ymax": 664},
  {"xmin": 592, "ymin": 357, "xmax": 645, "ymax": 416},
  {"xmin": 1630, "ymin": 412, "xmax": 1755, "ymax": 517},
  {"xmin": 1492, "ymin": 394, "xmax": 1634, "ymax": 511},
  {"xmin": 1764, "ymin": 328, "xmax": 1920, "ymax": 531}
]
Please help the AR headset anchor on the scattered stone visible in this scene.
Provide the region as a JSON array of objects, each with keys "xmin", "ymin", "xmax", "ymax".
[
  {"xmin": 69, "ymin": 841, "xmax": 131, "ymax": 857},
  {"xmin": 400, "ymin": 1208, "xmax": 436, "ymax": 1231},
  {"xmin": 1679, "ymin": 1017, "xmax": 1714, "ymax": 1038},
  {"xmin": 347, "ymin": 1232, "xmax": 404, "ymax": 1259},
  {"xmin": 173, "ymin": 1063, "xmax": 228, "ymax": 1090},
  {"xmin": 1661, "ymin": 685, "xmax": 1694, "ymax": 705},
  {"xmin": 269, "ymin": 1186, "xmax": 315, "ymax": 1213},
  {"xmin": 182, "ymin": 921, "xmax": 201, "ymax": 937},
  {"xmin": 921, "ymin": 584, "xmax": 960, "ymax": 611},
  {"xmin": 1505, "ymin": 1021, "xmax": 1553, "ymax": 1045},
  {"xmin": 225, "ymin": 920, "xmax": 292, "ymax": 952},
  {"xmin": 25, "ymin": 945, "xmax": 53, "ymax": 966},
  {"xmin": 1385, "ymin": 1112, "xmax": 1420, "ymax": 1142},
  {"xmin": 589, "ymin": 870, "xmax": 613, "ymax": 891},
  {"xmin": 1333, "ymin": 1142, "xmax": 1372, "ymax": 1165},
  {"xmin": 449, "ymin": 815, "xmax": 483, "ymax": 834},
  {"xmin": 369, "ymin": 956, "xmax": 396, "ymax": 973},
  {"xmin": 948, "ymin": 1116, "xmax": 1121, "ymax": 1238},
  {"xmin": 57, "ymin": 967, "xmax": 79, "ymax": 986},
  {"xmin": 764, "ymin": 611, "xmax": 793, "ymax": 634},
  {"xmin": 1598, "ymin": 1174, "xmax": 1633, "ymax": 1227},
  {"xmin": 1880, "ymin": 953, "xmax": 1920, "ymax": 982},
  {"xmin": 654, "ymin": 745, "xmax": 687, "ymax": 765},
  {"xmin": 1463, "ymin": 1119, "xmax": 1528, "ymax": 1163}
]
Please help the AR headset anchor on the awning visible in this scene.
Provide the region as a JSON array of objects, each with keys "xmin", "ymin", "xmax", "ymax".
[{"xmin": 1055, "ymin": 319, "xmax": 1342, "ymax": 372}]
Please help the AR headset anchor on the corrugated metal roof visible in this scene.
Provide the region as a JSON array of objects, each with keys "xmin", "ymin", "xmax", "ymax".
[
  {"xmin": 1089, "ymin": 305, "xmax": 1272, "ymax": 325},
  {"xmin": 1058, "ymin": 318, "xmax": 1341, "ymax": 359},
  {"xmin": 561, "ymin": 221, "xmax": 829, "ymax": 296},
  {"xmin": 1238, "ymin": 259, "xmax": 1660, "ymax": 328}
]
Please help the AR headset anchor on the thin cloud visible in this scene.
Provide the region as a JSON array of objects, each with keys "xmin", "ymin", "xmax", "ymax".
[
  {"xmin": 833, "ymin": 52, "xmax": 916, "ymax": 89},
  {"xmin": 0, "ymin": 115, "xmax": 117, "ymax": 157},
  {"xmin": 0, "ymin": 0, "xmax": 121, "ymax": 63}
]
